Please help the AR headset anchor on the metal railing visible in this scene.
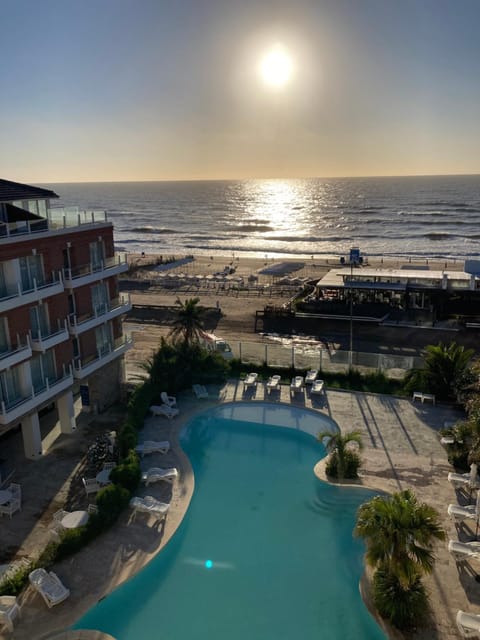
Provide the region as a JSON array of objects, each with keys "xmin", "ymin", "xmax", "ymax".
[
  {"xmin": 63, "ymin": 254, "xmax": 128, "ymax": 282},
  {"xmin": 232, "ymin": 341, "xmax": 423, "ymax": 378}
]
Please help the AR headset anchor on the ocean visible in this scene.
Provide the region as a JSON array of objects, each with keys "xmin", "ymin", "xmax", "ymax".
[{"xmin": 43, "ymin": 174, "xmax": 480, "ymax": 260}]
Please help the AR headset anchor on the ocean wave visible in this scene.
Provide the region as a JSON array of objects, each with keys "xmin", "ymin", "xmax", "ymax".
[
  {"xmin": 128, "ymin": 226, "xmax": 178, "ymax": 234},
  {"xmin": 232, "ymin": 224, "xmax": 275, "ymax": 232}
]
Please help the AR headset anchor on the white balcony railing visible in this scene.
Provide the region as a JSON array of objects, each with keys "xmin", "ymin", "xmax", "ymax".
[
  {"xmin": 30, "ymin": 319, "xmax": 69, "ymax": 352},
  {"xmin": 73, "ymin": 335, "xmax": 133, "ymax": 379},
  {"xmin": 0, "ymin": 335, "xmax": 32, "ymax": 371},
  {"xmin": 0, "ymin": 272, "xmax": 64, "ymax": 313},
  {"xmin": 63, "ymin": 254, "xmax": 128, "ymax": 289},
  {"xmin": 0, "ymin": 365, "xmax": 73, "ymax": 425},
  {"xmin": 68, "ymin": 293, "xmax": 132, "ymax": 335}
]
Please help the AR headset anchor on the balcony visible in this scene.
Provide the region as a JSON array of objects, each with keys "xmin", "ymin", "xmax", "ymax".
[
  {"xmin": 73, "ymin": 335, "xmax": 133, "ymax": 379},
  {"xmin": 63, "ymin": 254, "xmax": 128, "ymax": 289},
  {"xmin": 30, "ymin": 319, "xmax": 69, "ymax": 352},
  {"xmin": 0, "ymin": 208, "xmax": 108, "ymax": 243},
  {"xmin": 0, "ymin": 366, "xmax": 73, "ymax": 425},
  {"xmin": 68, "ymin": 293, "xmax": 132, "ymax": 335},
  {"xmin": 0, "ymin": 337, "xmax": 32, "ymax": 372},
  {"xmin": 0, "ymin": 272, "xmax": 64, "ymax": 313}
]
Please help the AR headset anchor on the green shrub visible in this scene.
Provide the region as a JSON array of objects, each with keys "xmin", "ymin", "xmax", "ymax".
[
  {"xmin": 325, "ymin": 450, "xmax": 362, "ymax": 479},
  {"xmin": 447, "ymin": 449, "xmax": 469, "ymax": 472},
  {"xmin": 373, "ymin": 566, "xmax": 429, "ymax": 630},
  {"xmin": 0, "ymin": 562, "xmax": 33, "ymax": 596},
  {"xmin": 111, "ymin": 450, "xmax": 141, "ymax": 493},
  {"xmin": 55, "ymin": 527, "xmax": 89, "ymax": 561},
  {"xmin": 117, "ymin": 422, "xmax": 138, "ymax": 457},
  {"xmin": 96, "ymin": 484, "xmax": 131, "ymax": 528}
]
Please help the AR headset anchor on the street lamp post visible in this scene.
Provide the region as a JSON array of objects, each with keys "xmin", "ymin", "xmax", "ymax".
[{"xmin": 349, "ymin": 260, "xmax": 353, "ymax": 367}]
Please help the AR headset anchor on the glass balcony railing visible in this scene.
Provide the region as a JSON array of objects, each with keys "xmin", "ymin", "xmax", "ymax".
[
  {"xmin": 0, "ymin": 208, "xmax": 107, "ymax": 240},
  {"xmin": 63, "ymin": 254, "xmax": 128, "ymax": 286},
  {"xmin": 68, "ymin": 294, "xmax": 131, "ymax": 334}
]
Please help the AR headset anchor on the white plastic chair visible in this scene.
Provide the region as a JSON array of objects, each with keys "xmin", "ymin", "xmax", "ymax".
[
  {"xmin": 29, "ymin": 568, "xmax": 70, "ymax": 608},
  {"xmin": 0, "ymin": 498, "xmax": 21, "ymax": 519},
  {"xmin": 82, "ymin": 477, "xmax": 101, "ymax": 496},
  {"xmin": 0, "ymin": 596, "xmax": 20, "ymax": 632}
]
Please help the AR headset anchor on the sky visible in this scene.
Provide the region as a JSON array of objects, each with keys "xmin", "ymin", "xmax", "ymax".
[{"xmin": 1, "ymin": 0, "xmax": 480, "ymax": 183}]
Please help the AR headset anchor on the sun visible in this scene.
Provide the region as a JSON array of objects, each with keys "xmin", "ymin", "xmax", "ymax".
[{"xmin": 259, "ymin": 45, "xmax": 293, "ymax": 89}]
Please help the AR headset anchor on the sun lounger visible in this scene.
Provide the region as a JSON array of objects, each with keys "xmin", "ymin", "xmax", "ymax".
[
  {"xmin": 192, "ymin": 384, "xmax": 209, "ymax": 399},
  {"xmin": 142, "ymin": 467, "xmax": 178, "ymax": 486},
  {"xmin": 29, "ymin": 568, "xmax": 70, "ymax": 608},
  {"xmin": 243, "ymin": 373, "xmax": 258, "ymax": 389},
  {"xmin": 290, "ymin": 376, "xmax": 304, "ymax": 393},
  {"xmin": 456, "ymin": 610, "xmax": 480, "ymax": 637},
  {"xmin": 448, "ymin": 539, "xmax": 480, "ymax": 561},
  {"xmin": 266, "ymin": 375, "xmax": 281, "ymax": 393},
  {"xmin": 130, "ymin": 495, "xmax": 170, "ymax": 519},
  {"xmin": 0, "ymin": 596, "xmax": 20, "ymax": 632},
  {"xmin": 160, "ymin": 391, "xmax": 177, "ymax": 407},
  {"xmin": 305, "ymin": 370, "xmax": 318, "ymax": 384},
  {"xmin": 311, "ymin": 380, "xmax": 325, "ymax": 395},
  {"xmin": 135, "ymin": 440, "xmax": 170, "ymax": 457},
  {"xmin": 149, "ymin": 404, "xmax": 179, "ymax": 419},
  {"xmin": 448, "ymin": 464, "xmax": 480, "ymax": 490},
  {"xmin": 447, "ymin": 503, "xmax": 478, "ymax": 522}
]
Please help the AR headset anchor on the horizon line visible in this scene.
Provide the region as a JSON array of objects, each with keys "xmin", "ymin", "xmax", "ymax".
[{"xmin": 32, "ymin": 171, "xmax": 480, "ymax": 186}]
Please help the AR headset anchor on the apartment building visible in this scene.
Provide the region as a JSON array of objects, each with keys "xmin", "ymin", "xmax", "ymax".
[{"xmin": 0, "ymin": 179, "xmax": 132, "ymax": 459}]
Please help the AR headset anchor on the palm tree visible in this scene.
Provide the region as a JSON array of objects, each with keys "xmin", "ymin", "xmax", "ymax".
[
  {"xmin": 169, "ymin": 297, "xmax": 204, "ymax": 346},
  {"xmin": 317, "ymin": 429, "xmax": 363, "ymax": 479},
  {"xmin": 354, "ymin": 489, "xmax": 445, "ymax": 589},
  {"xmin": 416, "ymin": 341, "xmax": 474, "ymax": 400}
]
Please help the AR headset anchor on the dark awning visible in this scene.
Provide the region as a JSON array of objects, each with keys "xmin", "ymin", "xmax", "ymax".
[{"xmin": 4, "ymin": 203, "xmax": 44, "ymax": 222}]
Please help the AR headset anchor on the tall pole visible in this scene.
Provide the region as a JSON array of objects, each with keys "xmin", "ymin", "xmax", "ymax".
[{"xmin": 349, "ymin": 260, "xmax": 353, "ymax": 367}]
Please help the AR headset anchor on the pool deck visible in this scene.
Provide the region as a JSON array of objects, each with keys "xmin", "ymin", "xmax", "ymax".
[{"xmin": 2, "ymin": 381, "xmax": 473, "ymax": 640}]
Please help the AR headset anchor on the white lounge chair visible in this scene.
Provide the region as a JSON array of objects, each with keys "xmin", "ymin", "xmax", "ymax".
[
  {"xmin": 160, "ymin": 391, "xmax": 177, "ymax": 407},
  {"xmin": 135, "ymin": 440, "xmax": 170, "ymax": 457},
  {"xmin": 266, "ymin": 375, "xmax": 281, "ymax": 393},
  {"xmin": 290, "ymin": 376, "xmax": 304, "ymax": 394},
  {"xmin": 447, "ymin": 503, "xmax": 478, "ymax": 521},
  {"xmin": 457, "ymin": 610, "xmax": 480, "ymax": 637},
  {"xmin": 305, "ymin": 370, "xmax": 318, "ymax": 384},
  {"xmin": 192, "ymin": 384, "xmax": 209, "ymax": 399},
  {"xmin": 130, "ymin": 495, "xmax": 170, "ymax": 519},
  {"xmin": 448, "ymin": 539, "xmax": 480, "ymax": 561},
  {"xmin": 0, "ymin": 596, "xmax": 20, "ymax": 632},
  {"xmin": 29, "ymin": 569, "xmax": 70, "ymax": 608},
  {"xmin": 448, "ymin": 464, "xmax": 480, "ymax": 490},
  {"xmin": 149, "ymin": 404, "xmax": 179, "ymax": 419},
  {"xmin": 142, "ymin": 467, "xmax": 178, "ymax": 486},
  {"xmin": 311, "ymin": 380, "xmax": 325, "ymax": 395},
  {"xmin": 243, "ymin": 373, "xmax": 258, "ymax": 389}
]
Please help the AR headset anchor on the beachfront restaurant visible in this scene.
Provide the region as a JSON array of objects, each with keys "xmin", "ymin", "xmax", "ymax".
[{"xmin": 310, "ymin": 263, "xmax": 480, "ymax": 323}]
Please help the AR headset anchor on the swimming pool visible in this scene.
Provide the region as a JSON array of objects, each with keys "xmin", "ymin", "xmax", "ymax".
[{"xmin": 75, "ymin": 402, "xmax": 386, "ymax": 640}]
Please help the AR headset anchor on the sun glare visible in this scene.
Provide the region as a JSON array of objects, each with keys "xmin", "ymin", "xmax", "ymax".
[{"xmin": 259, "ymin": 45, "xmax": 293, "ymax": 89}]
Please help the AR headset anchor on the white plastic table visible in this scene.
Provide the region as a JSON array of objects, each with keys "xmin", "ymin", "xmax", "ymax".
[
  {"xmin": 0, "ymin": 490, "xmax": 12, "ymax": 506},
  {"xmin": 61, "ymin": 510, "xmax": 89, "ymax": 529}
]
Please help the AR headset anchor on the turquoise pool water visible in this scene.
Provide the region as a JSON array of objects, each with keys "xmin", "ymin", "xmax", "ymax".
[{"xmin": 75, "ymin": 403, "xmax": 386, "ymax": 640}]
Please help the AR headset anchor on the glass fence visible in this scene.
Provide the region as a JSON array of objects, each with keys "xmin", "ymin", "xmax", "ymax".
[{"xmin": 231, "ymin": 341, "xmax": 422, "ymax": 378}]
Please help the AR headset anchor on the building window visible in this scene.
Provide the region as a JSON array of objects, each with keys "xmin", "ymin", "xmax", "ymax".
[
  {"xmin": 0, "ymin": 367, "xmax": 22, "ymax": 408},
  {"xmin": 0, "ymin": 263, "xmax": 6, "ymax": 298},
  {"xmin": 91, "ymin": 282, "xmax": 109, "ymax": 316},
  {"xmin": 90, "ymin": 240, "xmax": 105, "ymax": 271},
  {"xmin": 30, "ymin": 351, "xmax": 56, "ymax": 393},
  {"xmin": 19, "ymin": 254, "xmax": 44, "ymax": 291},
  {"xmin": 30, "ymin": 305, "xmax": 50, "ymax": 340},
  {"xmin": 0, "ymin": 317, "xmax": 9, "ymax": 354},
  {"xmin": 95, "ymin": 324, "xmax": 112, "ymax": 357}
]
